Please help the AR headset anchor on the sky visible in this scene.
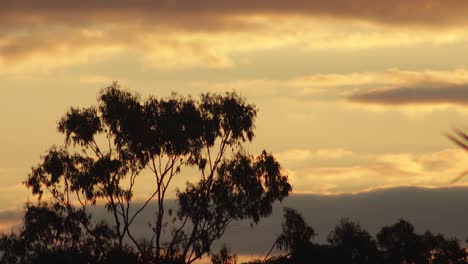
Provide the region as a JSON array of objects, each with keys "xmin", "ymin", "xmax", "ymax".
[{"xmin": 2, "ymin": 0, "xmax": 468, "ymax": 255}]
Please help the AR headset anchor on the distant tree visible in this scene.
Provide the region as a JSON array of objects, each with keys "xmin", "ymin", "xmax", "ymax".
[
  {"xmin": 0, "ymin": 202, "xmax": 122, "ymax": 264},
  {"xmin": 211, "ymin": 246, "xmax": 237, "ymax": 264},
  {"xmin": 24, "ymin": 83, "xmax": 291, "ymax": 263},
  {"xmin": 376, "ymin": 219, "xmax": 467, "ymax": 264},
  {"xmin": 274, "ymin": 207, "xmax": 315, "ymax": 262},
  {"xmin": 327, "ymin": 218, "xmax": 380, "ymax": 264},
  {"xmin": 377, "ymin": 219, "xmax": 425, "ymax": 264},
  {"xmin": 244, "ymin": 216, "xmax": 466, "ymax": 264},
  {"xmin": 420, "ymin": 231, "xmax": 466, "ymax": 264}
]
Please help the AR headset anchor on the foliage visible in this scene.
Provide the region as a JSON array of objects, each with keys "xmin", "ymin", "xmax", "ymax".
[
  {"xmin": 377, "ymin": 219, "xmax": 425, "ymax": 263},
  {"xmin": 327, "ymin": 218, "xmax": 380, "ymax": 264},
  {"xmin": 0, "ymin": 202, "xmax": 121, "ymax": 264},
  {"xmin": 211, "ymin": 246, "xmax": 237, "ymax": 264},
  {"xmin": 377, "ymin": 219, "xmax": 467, "ymax": 264},
  {"xmin": 275, "ymin": 207, "xmax": 314, "ymax": 262}
]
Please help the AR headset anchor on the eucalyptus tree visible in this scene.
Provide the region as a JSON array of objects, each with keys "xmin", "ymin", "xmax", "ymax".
[
  {"xmin": 25, "ymin": 83, "xmax": 291, "ymax": 263},
  {"xmin": 270, "ymin": 207, "xmax": 315, "ymax": 263}
]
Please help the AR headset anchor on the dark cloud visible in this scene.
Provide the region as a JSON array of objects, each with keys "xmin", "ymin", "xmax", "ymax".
[
  {"xmin": 348, "ymin": 84, "xmax": 468, "ymax": 106},
  {"xmin": 1, "ymin": 0, "xmax": 468, "ymax": 30},
  {"xmin": 221, "ymin": 186, "xmax": 468, "ymax": 254},
  {"xmin": 3, "ymin": 187, "xmax": 468, "ymax": 255}
]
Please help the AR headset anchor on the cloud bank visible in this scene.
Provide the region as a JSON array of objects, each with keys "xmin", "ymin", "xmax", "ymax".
[{"xmin": 349, "ymin": 84, "xmax": 468, "ymax": 106}]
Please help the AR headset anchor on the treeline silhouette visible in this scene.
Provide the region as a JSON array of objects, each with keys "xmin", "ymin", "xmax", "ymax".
[
  {"xmin": 1, "ymin": 204, "xmax": 466, "ymax": 264},
  {"xmin": 245, "ymin": 208, "xmax": 467, "ymax": 264}
]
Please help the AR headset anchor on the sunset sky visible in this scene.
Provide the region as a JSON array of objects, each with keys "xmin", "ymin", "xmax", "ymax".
[{"xmin": 2, "ymin": 0, "xmax": 468, "ymax": 237}]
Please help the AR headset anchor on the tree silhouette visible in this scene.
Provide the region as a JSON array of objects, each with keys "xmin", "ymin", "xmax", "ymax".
[
  {"xmin": 275, "ymin": 207, "xmax": 314, "ymax": 262},
  {"xmin": 327, "ymin": 218, "xmax": 380, "ymax": 264},
  {"xmin": 377, "ymin": 219, "xmax": 424, "ymax": 263},
  {"xmin": 376, "ymin": 219, "xmax": 466, "ymax": 264},
  {"xmin": 22, "ymin": 83, "xmax": 291, "ymax": 263},
  {"xmin": 277, "ymin": 208, "xmax": 315, "ymax": 246},
  {"xmin": 211, "ymin": 245, "xmax": 237, "ymax": 264},
  {"xmin": 421, "ymin": 231, "xmax": 466, "ymax": 264},
  {"xmin": 250, "ymin": 215, "xmax": 466, "ymax": 264},
  {"xmin": 0, "ymin": 202, "xmax": 123, "ymax": 264}
]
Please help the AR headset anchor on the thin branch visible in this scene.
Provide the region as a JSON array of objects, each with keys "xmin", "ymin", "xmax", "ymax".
[
  {"xmin": 107, "ymin": 133, "xmax": 113, "ymax": 157},
  {"xmin": 128, "ymin": 189, "xmax": 159, "ymax": 226},
  {"xmin": 263, "ymin": 240, "xmax": 277, "ymax": 263},
  {"xmin": 167, "ymin": 215, "xmax": 189, "ymax": 253},
  {"xmin": 207, "ymin": 146, "xmax": 213, "ymax": 172}
]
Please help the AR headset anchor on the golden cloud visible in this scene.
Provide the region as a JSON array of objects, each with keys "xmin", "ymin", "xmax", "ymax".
[{"xmin": 280, "ymin": 148, "xmax": 468, "ymax": 194}]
